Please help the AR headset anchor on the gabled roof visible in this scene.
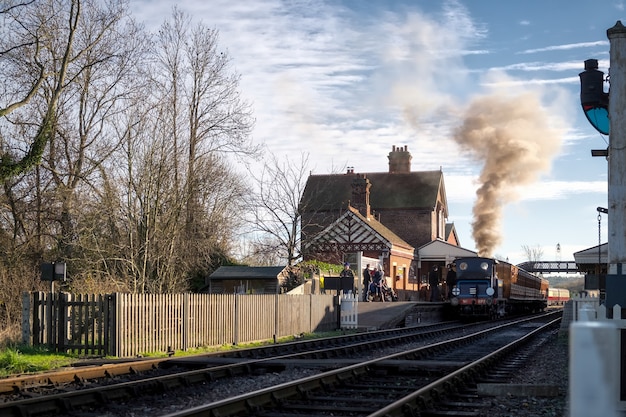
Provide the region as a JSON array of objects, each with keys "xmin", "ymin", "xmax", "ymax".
[
  {"xmin": 305, "ymin": 205, "xmax": 414, "ymax": 257},
  {"xmin": 573, "ymin": 243, "xmax": 607, "ymax": 264},
  {"xmin": 209, "ymin": 266, "xmax": 287, "ymax": 280},
  {"xmin": 417, "ymin": 239, "xmax": 477, "ymax": 261},
  {"xmin": 348, "ymin": 206, "xmax": 414, "ymax": 251},
  {"xmin": 301, "ymin": 170, "xmax": 445, "ymax": 212},
  {"xmin": 445, "ymin": 223, "xmax": 458, "ymax": 244}
]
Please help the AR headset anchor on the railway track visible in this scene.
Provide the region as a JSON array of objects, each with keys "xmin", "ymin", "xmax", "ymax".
[
  {"xmin": 0, "ymin": 312, "xmax": 562, "ymax": 416},
  {"xmin": 0, "ymin": 320, "xmax": 462, "ymax": 396},
  {"xmin": 160, "ymin": 312, "xmax": 561, "ymax": 417}
]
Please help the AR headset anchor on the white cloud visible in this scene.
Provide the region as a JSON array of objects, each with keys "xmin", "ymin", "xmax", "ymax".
[
  {"xmin": 129, "ymin": 0, "xmax": 609, "ymax": 262},
  {"xmin": 519, "ymin": 41, "xmax": 609, "ymax": 55}
]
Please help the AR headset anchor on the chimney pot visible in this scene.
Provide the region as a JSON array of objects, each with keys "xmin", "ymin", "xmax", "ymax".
[{"xmin": 388, "ymin": 145, "xmax": 412, "ymax": 173}]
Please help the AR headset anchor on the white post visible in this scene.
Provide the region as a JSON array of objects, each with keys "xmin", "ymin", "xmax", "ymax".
[
  {"xmin": 570, "ymin": 310, "xmax": 619, "ymax": 417},
  {"xmin": 607, "ymin": 21, "xmax": 626, "ymax": 309},
  {"xmin": 340, "ymin": 293, "xmax": 358, "ymax": 329}
]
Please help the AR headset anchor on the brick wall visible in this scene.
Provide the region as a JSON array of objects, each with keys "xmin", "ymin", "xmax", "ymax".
[{"xmin": 377, "ymin": 209, "xmax": 434, "ymax": 248}]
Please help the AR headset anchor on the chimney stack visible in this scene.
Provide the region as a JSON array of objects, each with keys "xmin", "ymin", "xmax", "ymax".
[
  {"xmin": 388, "ymin": 145, "xmax": 412, "ymax": 173},
  {"xmin": 351, "ymin": 174, "xmax": 371, "ymax": 219}
]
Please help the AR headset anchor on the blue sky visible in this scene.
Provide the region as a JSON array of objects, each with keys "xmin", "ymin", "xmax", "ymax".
[{"xmin": 131, "ymin": 0, "xmax": 622, "ymax": 265}]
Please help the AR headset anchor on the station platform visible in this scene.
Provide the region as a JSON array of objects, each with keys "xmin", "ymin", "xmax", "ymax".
[{"xmin": 355, "ymin": 300, "xmax": 447, "ymax": 331}]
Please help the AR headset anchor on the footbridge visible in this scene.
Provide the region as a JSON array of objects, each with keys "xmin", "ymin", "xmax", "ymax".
[{"xmin": 516, "ymin": 261, "xmax": 580, "ymax": 274}]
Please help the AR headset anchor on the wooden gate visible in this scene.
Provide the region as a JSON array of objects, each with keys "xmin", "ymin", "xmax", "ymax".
[{"xmin": 24, "ymin": 292, "xmax": 112, "ymax": 356}]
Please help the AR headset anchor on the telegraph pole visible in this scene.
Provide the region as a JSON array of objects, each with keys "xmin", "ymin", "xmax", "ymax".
[
  {"xmin": 572, "ymin": 23, "xmax": 626, "ymax": 416},
  {"xmin": 606, "ymin": 21, "xmax": 626, "ymax": 312}
]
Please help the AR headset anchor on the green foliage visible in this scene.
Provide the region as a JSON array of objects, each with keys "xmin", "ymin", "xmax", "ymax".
[
  {"xmin": 0, "ymin": 111, "xmax": 54, "ymax": 180},
  {"xmin": 0, "ymin": 345, "xmax": 74, "ymax": 377},
  {"xmin": 278, "ymin": 261, "xmax": 344, "ymax": 292},
  {"xmin": 298, "ymin": 260, "xmax": 343, "ymax": 277}
]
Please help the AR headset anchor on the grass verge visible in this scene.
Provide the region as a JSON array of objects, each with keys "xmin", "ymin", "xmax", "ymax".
[
  {"xmin": 0, "ymin": 345, "xmax": 75, "ymax": 377},
  {"xmin": 0, "ymin": 330, "xmax": 352, "ymax": 378}
]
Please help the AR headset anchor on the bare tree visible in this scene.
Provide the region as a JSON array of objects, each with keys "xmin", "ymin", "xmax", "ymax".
[
  {"xmin": 521, "ymin": 244, "xmax": 544, "ymax": 263},
  {"xmin": 0, "ymin": 2, "xmax": 260, "ymax": 343},
  {"xmin": 0, "ymin": 0, "xmax": 77, "ymax": 179},
  {"xmin": 98, "ymin": 8, "xmax": 257, "ymax": 292},
  {"xmin": 0, "ymin": 0, "xmax": 148, "ymax": 286},
  {"xmin": 155, "ymin": 8, "xmax": 258, "ymax": 231},
  {"xmin": 245, "ymin": 152, "xmax": 313, "ymax": 266}
]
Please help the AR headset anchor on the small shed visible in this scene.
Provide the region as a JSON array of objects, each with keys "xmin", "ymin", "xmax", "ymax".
[{"xmin": 203, "ymin": 266, "xmax": 288, "ymax": 294}]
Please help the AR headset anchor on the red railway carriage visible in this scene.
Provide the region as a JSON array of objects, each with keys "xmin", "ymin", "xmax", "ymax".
[
  {"xmin": 548, "ymin": 288, "xmax": 570, "ymax": 305},
  {"xmin": 450, "ymin": 257, "xmax": 548, "ymax": 319}
]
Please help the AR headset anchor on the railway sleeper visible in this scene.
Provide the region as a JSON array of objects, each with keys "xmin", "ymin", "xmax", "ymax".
[
  {"xmin": 438, "ymin": 400, "xmax": 490, "ymax": 408},
  {"xmin": 271, "ymin": 401, "xmax": 385, "ymax": 413},
  {"xmin": 421, "ymin": 410, "xmax": 482, "ymax": 417},
  {"xmin": 343, "ymin": 381, "xmax": 430, "ymax": 393}
]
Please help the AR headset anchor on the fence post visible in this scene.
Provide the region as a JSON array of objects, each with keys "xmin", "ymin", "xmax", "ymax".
[
  {"xmin": 274, "ymin": 294, "xmax": 279, "ymax": 343},
  {"xmin": 57, "ymin": 292, "xmax": 69, "ymax": 353},
  {"xmin": 108, "ymin": 293, "xmax": 118, "ymax": 357},
  {"xmin": 46, "ymin": 292, "xmax": 54, "ymax": 347},
  {"xmin": 309, "ymin": 294, "xmax": 314, "ymax": 333},
  {"xmin": 32, "ymin": 292, "xmax": 43, "ymax": 346},
  {"xmin": 21, "ymin": 292, "xmax": 31, "ymax": 345},
  {"xmin": 182, "ymin": 293, "xmax": 189, "ymax": 352},
  {"xmin": 233, "ymin": 294, "xmax": 239, "ymax": 345}
]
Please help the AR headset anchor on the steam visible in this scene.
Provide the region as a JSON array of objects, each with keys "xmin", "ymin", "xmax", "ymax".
[{"xmin": 453, "ymin": 92, "xmax": 563, "ymax": 257}]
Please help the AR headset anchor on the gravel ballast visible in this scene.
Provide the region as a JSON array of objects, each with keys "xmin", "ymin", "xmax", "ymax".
[
  {"xmin": 90, "ymin": 330, "xmax": 572, "ymax": 417},
  {"xmin": 486, "ymin": 331, "xmax": 569, "ymax": 417}
]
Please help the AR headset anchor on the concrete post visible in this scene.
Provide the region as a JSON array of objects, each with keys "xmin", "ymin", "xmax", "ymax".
[
  {"xmin": 606, "ymin": 21, "xmax": 626, "ymax": 311},
  {"xmin": 570, "ymin": 311, "xmax": 619, "ymax": 417}
]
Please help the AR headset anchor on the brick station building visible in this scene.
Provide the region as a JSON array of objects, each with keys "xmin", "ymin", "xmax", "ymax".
[{"xmin": 300, "ymin": 145, "xmax": 476, "ymax": 301}]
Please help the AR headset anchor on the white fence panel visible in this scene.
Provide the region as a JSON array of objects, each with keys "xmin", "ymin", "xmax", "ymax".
[
  {"xmin": 571, "ymin": 293, "xmax": 601, "ymax": 321},
  {"xmin": 340, "ymin": 293, "xmax": 358, "ymax": 329}
]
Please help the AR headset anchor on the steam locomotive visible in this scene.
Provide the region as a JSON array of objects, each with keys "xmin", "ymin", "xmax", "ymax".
[{"xmin": 450, "ymin": 257, "xmax": 548, "ymax": 319}]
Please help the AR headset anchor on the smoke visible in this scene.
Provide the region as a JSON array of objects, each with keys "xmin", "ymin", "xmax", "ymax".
[{"xmin": 453, "ymin": 92, "xmax": 563, "ymax": 257}]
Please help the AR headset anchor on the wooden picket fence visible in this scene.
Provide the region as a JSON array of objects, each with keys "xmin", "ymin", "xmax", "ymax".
[{"xmin": 22, "ymin": 292, "xmax": 338, "ymax": 358}]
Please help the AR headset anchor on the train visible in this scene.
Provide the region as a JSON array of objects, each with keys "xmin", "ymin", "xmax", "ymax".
[
  {"xmin": 548, "ymin": 287, "xmax": 570, "ymax": 306},
  {"xmin": 449, "ymin": 257, "xmax": 548, "ymax": 319}
]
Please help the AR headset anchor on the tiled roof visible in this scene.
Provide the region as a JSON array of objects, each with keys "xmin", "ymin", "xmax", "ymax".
[
  {"xmin": 348, "ymin": 206, "xmax": 413, "ymax": 250},
  {"xmin": 301, "ymin": 170, "xmax": 443, "ymax": 211},
  {"xmin": 209, "ymin": 266, "xmax": 287, "ymax": 280}
]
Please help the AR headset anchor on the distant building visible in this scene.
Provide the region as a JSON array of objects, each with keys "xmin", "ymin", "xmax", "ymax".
[
  {"xmin": 300, "ymin": 145, "xmax": 475, "ymax": 300},
  {"xmin": 203, "ymin": 266, "xmax": 288, "ymax": 294}
]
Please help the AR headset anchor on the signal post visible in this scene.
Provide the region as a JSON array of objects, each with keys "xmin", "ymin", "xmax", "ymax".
[{"xmin": 606, "ymin": 21, "xmax": 626, "ymax": 312}]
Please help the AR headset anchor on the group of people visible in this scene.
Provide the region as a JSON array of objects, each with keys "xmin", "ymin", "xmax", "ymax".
[
  {"xmin": 339, "ymin": 262, "xmax": 394, "ymax": 302},
  {"xmin": 428, "ymin": 263, "xmax": 457, "ymax": 301},
  {"xmin": 342, "ymin": 261, "xmax": 459, "ymax": 302},
  {"xmin": 362, "ymin": 264, "xmax": 394, "ymax": 302}
]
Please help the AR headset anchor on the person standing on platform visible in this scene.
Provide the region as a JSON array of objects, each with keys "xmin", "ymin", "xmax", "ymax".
[
  {"xmin": 362, "ymin": 264, "xmax": 371, "ymax": 301},
  {"xmin": 429, "ymin": 265, "xmax": 440, "ymax": 302},
  {"xmin": 340, "ymin": 262, "xmax": 354, "ymax": 293},
  {"xmin": 446, "ymin": 263, "xmax": 457, "ymax": 300},
  {"xmin": 372, "ymin": 265, "xmax": 384, "ymax": 301}
]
